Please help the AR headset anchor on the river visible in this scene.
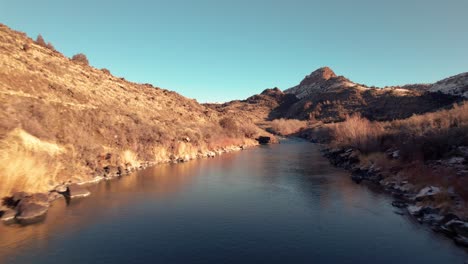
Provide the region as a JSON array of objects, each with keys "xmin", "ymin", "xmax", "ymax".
[{"xmin": 0, "ymin": 139, "xmax": 466, "ymax": 263}]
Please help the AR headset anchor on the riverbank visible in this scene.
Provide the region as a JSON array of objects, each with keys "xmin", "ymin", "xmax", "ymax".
[
  {"xmin": 0, "ymin": 142, "xmax": 261, "ymax": 225},
  {"xmin": 321, "ymin": 146, "xmax": 468, "ymax": 248}
]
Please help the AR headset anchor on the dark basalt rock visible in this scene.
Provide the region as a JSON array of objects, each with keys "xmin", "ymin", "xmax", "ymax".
[
  {"xmin": 257, "ymin": 136, "xmax": 271, "ymax": 145},
  {"xmin": 1, "ymin": 209, "xmax": 16, "ymax": 224},
  {"xmin": 391, "ymin": 200, "xmax": 408, "ymax": 208},
  {"xmin": 66, "ymin": 184, "xmax": 91, "ymax": 199},
  {"xmin": 16, "ymin": 200, "xmax": 49, "ymax": 224},
  {"xmin": 351, "ymin": 174, "xmax": 363, "ymax": 184}
]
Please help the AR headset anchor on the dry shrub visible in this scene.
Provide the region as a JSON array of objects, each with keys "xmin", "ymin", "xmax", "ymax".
[
  {"xmin": 388, "ymin": 102, "xmax": 468, "ymax": 161},
  {"xmin": 0, "ymin": 129, "xmax": 64, "ymax": 197},
  {"xmin": 71, "ymin": 53, "xmax": 89, "ymax": 65},
  {"xmin": 329, "ymin": 115, "xmax": 385, "ymax": 153},
  {"xmin": 101, "ymin": 68, "xmax": 111, "ymax": 75},
  {"xmin": 270, "ymin": 118, "xmax": 307, "ymax": 135},
  {"xmin": 219, "ymin": 117, "xmax": 237, "ymax": 130},
  {"xmin": 22, "ymin": 43, "xmax": 30, "ymax": 51},
  {"xmin": 35, "ymin": 34, "xmax": 55, "ymax": 50}
]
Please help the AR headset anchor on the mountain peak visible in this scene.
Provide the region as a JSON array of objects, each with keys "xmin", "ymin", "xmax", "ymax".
[
  {"xmin": 308, "ymin": 67, "xmax": 336, "ymax": 79},
  {"xmin": 299, "ymin": 67, "xmax": 337, "ymax": 86}
]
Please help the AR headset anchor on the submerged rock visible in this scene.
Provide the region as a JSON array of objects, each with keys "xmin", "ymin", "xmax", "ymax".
[{"xmin": 67, "ymin": 184, "xmax": 91, "ymax": 199}]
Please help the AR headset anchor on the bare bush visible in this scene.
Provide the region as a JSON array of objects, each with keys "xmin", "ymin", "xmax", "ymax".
[
  {"xmin": 329, "ymin": 115, "xmax": 385, "ymax": 153},
  {"xmin": 22, "ymin": 43, "xmax": 30, "ymax": 51},
  {"xmin": 35, "ymin": 34, "xmax": 55, "ymax": 50},
  {"xmin": 71, "ymin": 53, "xmax": 89, "ymax": 65},
  {"xmin": 219, "ymin": 117, "xmax": 238, "ymax": 131},
  {"xmin": 270, "ymin": 118, "xmax": 307, "ymax": 135}
]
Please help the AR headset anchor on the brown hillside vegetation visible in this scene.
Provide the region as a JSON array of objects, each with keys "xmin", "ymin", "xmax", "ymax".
[
  {"xmin": 0, "ymin": 24, "xmax": 271, "ymax": 197},
  {"xmin": 314, "ymin": 102, "xmax": 468, "ymax": 199},
  {"xmin": 283, "ymin": 68, "xmax": 461, "ymax": 122},
  {"xmin": 205, "ymin": 87, "xmax": 299, "ymax": 132}
]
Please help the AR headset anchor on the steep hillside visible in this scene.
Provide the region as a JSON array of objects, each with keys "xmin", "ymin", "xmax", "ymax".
[
  {"xmin": 284, "ymin": 68, "xmax": 462, "ymax": 122},
  {"xmin": 0, "ymin": 24, "xmax": 270, "ymax": 197},
  {"xmin": 430, "ymin": 72, "xmax": 468, "ymax": 98},
  {"xmin": 205, "ymin": 88, "xmax": 298, "ymax": 126}
]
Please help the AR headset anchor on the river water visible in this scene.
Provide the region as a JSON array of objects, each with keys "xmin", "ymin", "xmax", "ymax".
[{"xmin": 0, "ymin": 140, "xmax": 466, "ymax": 263}]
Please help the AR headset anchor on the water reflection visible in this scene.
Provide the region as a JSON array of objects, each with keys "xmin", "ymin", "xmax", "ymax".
[{"xmin": 0, "ymin": 140, "xmax": 466, "ymax": 264}]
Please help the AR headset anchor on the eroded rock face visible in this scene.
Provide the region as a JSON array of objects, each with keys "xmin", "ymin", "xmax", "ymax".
[{"xmin": 67, "ymin": 184, "xmax": 91, "ymax": 199}]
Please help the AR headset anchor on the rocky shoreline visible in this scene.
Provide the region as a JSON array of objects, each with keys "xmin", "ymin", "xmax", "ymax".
[
  {"xmin": 0, "ymin": 143, "xmax": 255, "ymax": 226},
  {"xmin": 322, "ymin": 146, "xmax": 468, "ymax": 248}
]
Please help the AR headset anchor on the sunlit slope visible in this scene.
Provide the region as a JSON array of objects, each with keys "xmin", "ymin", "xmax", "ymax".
[{"xmin": 0, "ymin": 24, "xmax": 267, "ymax": 196}]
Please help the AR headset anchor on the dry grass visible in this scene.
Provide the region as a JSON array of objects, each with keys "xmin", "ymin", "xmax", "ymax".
[
  {"xmin": 269, "ymin": 118, "xmax": 307, "ymax": 135},
  {"xmin": 321, "ymin": 102, "xmax": 468, "ymax": 198},
  {"xmin": 328, "ymin": 115, "xmax": 385, "ymax": 153},
  {"xmin": 0, "ymin": 129, "xmax": 65, "ymax": 195},
  {"xmin": 0, "ymin": 24, "xmax": 272, "ymax": 197},
  {"xmin": 326, "ymin": 102, "xmax": 468, "ymax": 157}
]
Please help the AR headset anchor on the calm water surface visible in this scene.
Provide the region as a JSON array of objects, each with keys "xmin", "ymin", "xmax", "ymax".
[{"xmin": 0, "ymin": 140, "xmax": 467, "ymax": 263}]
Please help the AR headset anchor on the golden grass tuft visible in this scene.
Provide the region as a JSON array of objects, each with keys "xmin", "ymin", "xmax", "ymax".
[
  {"xmin": 269, "ymin": 118, "xmax": 307, "ymax": 135},
  {"xmin": 0, "ymin": 129, "xmax": 64, "ymax": 197}
]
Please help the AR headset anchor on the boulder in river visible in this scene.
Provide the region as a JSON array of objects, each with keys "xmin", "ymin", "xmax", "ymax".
[
  {"xmin": 1, "ymin": 209, "xmax": 17, "ymax": 224},
  {"xmin": 54, "ymin": 184, "xmax": 68, "ymax": 193},
  {"xmin": 11, "ymin": 192, "xmax": 29, "ymax": 206},
  {"xmin": 16, "ymin": 197, "xmax": 49, "ymax": 224},
  {"xmin": 67, "ymin": 184, "xmax": 91, "ymax": 199}
]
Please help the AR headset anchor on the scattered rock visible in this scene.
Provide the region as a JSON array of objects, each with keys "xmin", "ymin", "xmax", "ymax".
[
  {"xmin": 67, "ymin": 184, "xmax": 91, "ymax": 199},
  {"xmin": 103, "ymin": 165, "xmax": 119, "ymax": 177},
  {"xmin": 391, "ymin": 150, "xmax": 400, "ymax": 159},
  {"xmin": 415, "ymin": 186, "xmax": 441, "ymax": 201},
  {"xmin": 445, "ymin": 220, "xmax": 468, "ymax": 237},
  {"xmin": 16, "ymin": 199, "xmax": 49, "ymax": 224},
  {"xmin": 407, "ymin": 205, "xmax": 423, "ymax": 216},
  {"xmin": 54, "ymin": 184, "xmax": 68, "ymax": 193},
  {"xmin": 48, "ymin": 192, "xmax": 63, "ymax": 202},
  {"xmin": 454, "ymin": 235, "xmax": 468, "ymax": 247},
  {"xmin": 1, "ymin": 209, "xmax": 16, "ymax": 224},
  {"xmin": 11, "ymin": 192, "xmax": 29, "ymax": 205},
  {"xmin": 448, "ymin": 157, "xmax": 465, "ymax": 165},
  {"xmin": 421, "ymin": 213, "xmax": 444, "ymax": 225},
  {"xmin": 27, "ymin": 193, "xmax": 50, "ymax": 207},
  {"xmin": 391, "ymin": 200, "xmax": 408, "ymax": 208}
]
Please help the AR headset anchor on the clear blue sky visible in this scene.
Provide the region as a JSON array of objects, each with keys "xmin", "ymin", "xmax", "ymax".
[{"xmin": 1, "ymin": 0, "xmax": 467, "ymax": 102}]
